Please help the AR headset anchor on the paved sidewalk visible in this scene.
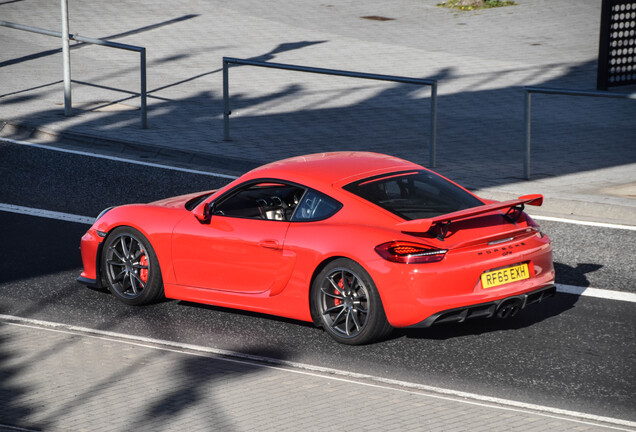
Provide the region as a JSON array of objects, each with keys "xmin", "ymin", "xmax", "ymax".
[
  {"xmin": 0, "ymin": 0, "xmax": 635, "ymax": 224},
  {"xmin": 1, "ymin": 319, "xmax": 632, "ymax": 432}
]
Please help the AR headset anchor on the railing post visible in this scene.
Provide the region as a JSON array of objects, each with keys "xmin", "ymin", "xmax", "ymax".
[
  {"xmin": 60, "ymin": 0, "xmax": 72, "ymax": 116},
  {"xmin": 524, "ymin": 90, "xmax": 532, "ymax": 180},
  {"xmin": 430, "ymin": 82, "xmax": 438, "ymax": 168},
  {"xmin": 140, "ymin": 48, "xmax": 147, "ymax": 129},
  {"xmin": 221, "ymin": 58, "xmax": 438, "ymax": 150},
  {"xmin": 1, "ymin": 19, "xmax": 149, "ymax": 128},
  {"xmin": 223, "ymin": 59, "xmax": 231, "ymax": 141}
]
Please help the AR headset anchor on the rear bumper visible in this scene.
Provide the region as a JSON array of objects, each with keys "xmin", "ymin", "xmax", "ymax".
[
  {"xmin": 408, "ymin": 284, "xmax": 556, "ymax": 328},
  {"xmin": 369, "ymin": 232, "xmax": 555, "ymax": 327}
]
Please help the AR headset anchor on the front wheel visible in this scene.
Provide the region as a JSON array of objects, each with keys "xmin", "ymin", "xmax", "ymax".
[
  {"xmin": 312, "ymin": 258, "xmax": 392, "ymax": 345},
  {"xmin": 101, "ymin": 227, "xmax": 164, "ymax": 306}
]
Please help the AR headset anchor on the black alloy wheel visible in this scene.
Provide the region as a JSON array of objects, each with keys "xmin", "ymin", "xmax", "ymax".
[
  {"xmin": 102, "ymin": 227, "xmax": 164, "ymax": 305},
  {"xmin": 312, "ymin": 258, "xmax": 392, "ymax": 345}
]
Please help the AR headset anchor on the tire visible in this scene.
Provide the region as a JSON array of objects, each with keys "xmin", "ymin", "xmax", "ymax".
[
  {"xmin": 101, "ymin": 227, "xmax": 164, "ymax": 306},
  {"xmin": 312, "ymin": 258, "xmax": 392, "ymax": 345}
]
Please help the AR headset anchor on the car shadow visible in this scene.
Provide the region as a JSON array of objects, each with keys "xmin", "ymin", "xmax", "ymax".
[
  {"xmin": 395, "ymin": 291, "xmax": 578, "ymax": 341},
  {"xmin": 176, "ymin": 300, "xmax": 317, "ymax": 330},
  {"xmin": 554, "ymin": 262, "xmax": 603, "ymax": 286}
]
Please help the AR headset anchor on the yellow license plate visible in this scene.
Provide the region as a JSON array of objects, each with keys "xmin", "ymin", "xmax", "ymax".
[{"xmin": 481, "ymin": 263, "xmax": 530, "ymax": 289}]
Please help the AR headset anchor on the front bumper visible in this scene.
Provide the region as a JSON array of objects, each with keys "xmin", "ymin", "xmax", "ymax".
[
  {"xmin": 408, "ymin": 284, "xmax": 556, "ymax": 328},
  {"xmin": 78, "ymin": 228, "xmax": 104, "ymax": 289}
]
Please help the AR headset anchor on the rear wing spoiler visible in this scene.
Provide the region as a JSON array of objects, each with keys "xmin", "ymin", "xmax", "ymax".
[{"xmin": 397, "ymin": 194, "xmax": 543, "ymax": 239}]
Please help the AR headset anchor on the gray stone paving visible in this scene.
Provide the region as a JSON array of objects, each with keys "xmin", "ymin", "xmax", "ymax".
[{"xmin": 1, "ymin": 321, "xmax": 631, "ymax": 432}]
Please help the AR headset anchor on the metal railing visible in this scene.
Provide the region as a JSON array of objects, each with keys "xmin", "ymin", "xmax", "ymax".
[
  {"xmin": 223, "ymin": 57, "xmax": 439, "ymax": 167},
  {"xmin": 524, "ymin": 86, "xmax": 636, "ymax": 179},
  {"xmin": 0, "ymin": 20, "xmax": 148, "ymax": 128}
]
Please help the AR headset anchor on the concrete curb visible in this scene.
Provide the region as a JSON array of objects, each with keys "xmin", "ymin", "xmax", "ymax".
[{"xmin": 0, "ymin": 120, "xmax": 261, "ymax": 174}]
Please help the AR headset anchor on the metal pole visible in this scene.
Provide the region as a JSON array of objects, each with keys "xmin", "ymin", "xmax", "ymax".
[
  {"xmin": 430, "ymin": 82, "xmax": 438, "ymax": 168},
  {"xmin": 140, "ymin": 48, "xmax": 147, "ymax": 129},
  {"xmin": 223, "ymin": 60, "xmax": 231, "ymax": 141},
  {"xmin": 60, "ymin": 0, "xmax": 72, "ymax": 116},
  {"xmin": 524, "ymin": 91, "xmax": 532, "ymax": 180}
]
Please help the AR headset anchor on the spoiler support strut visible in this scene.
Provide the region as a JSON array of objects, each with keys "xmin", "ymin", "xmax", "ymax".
[{"xmin": 504, "ymin": 203, "xmax": 525, "ymax": 223}]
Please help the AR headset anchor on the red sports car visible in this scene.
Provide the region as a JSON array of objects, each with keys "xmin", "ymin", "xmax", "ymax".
[{"xmin": 78, "ymin": 152, "xmax": 555, "ymax": 344}]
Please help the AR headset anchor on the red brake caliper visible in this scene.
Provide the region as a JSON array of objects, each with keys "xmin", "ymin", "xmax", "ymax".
[
  {"xmin": 334, "ymin": 280, "xmax": 343, "ymax": 306},
  {"xmin": 139, "ymin": 255, "xmax": 148, "ymax": 283}
]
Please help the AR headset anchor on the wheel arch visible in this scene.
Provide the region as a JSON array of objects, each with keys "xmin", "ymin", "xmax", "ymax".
[
  {"xmin": 96, "ymin": 209, "xmax": 179, "ymax": 285},
  {"xmin": 99, "ymin": 225, "xmax": 165, "ymax": 305},
  {"xmin": 96, "ymin": 223, "xmax": 143, "ymax": 282},
  {"xmin": 308, "ymin": 255, "xmax": 392, "ymax": 344},
  {"xmin": 308, "ymin": 256, "xmax": 348, "ymax": 326},
  {"xmin": 308, "ymin": 255, "xmax": 379, "ymax": 327}
]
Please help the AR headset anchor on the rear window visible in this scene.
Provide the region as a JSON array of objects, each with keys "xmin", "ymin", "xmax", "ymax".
[{"xmin": 343, "ymin": 170, "xmax": 483, "ymax": 220}]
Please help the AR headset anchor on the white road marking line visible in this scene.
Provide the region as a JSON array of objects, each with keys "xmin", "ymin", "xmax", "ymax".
[
  {"xmin": 533, "ymin": 215, "xmax": 636, "ymax": 230},
  {"xmin": 0, "ymin": 136, "xmax": 239, "ymax": 179},
  {"xmin": 1, "ymin": 315, "xmax": 634, "ymax": 431},
  {"xmin": 557, "ymin": 284, "xmax": 636, "ymax": 303},
  {"xmin": 2, "ymin": 203, "xmax": 635, "ymax": 303},
  {"xmin": 0, "ymin": 203, "xmax": 94, "ymax": 224}
]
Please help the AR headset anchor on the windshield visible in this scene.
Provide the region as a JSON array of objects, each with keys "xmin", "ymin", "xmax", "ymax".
[{"xmin": 343, "ymin": 170, "xmax": 483, "ymax": 220}]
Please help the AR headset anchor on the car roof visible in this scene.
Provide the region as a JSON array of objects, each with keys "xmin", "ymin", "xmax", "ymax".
[{"xmin": 243, "ymin": 152, "xmax": 423, "ymax": 188}]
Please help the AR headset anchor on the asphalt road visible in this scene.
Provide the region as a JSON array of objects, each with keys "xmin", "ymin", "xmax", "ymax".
[{"xmin": 1, "ymin": 141, "xmax": 635, "ymax": 422}]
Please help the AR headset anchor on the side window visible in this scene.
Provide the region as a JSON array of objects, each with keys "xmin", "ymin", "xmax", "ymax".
[
  {"xmin": 291, "ymin": 189, "xmax": 342, "ymax": 222},
  {"xmin": 213, "ymin": 182, "xmax": 304, "ymax": 221}
]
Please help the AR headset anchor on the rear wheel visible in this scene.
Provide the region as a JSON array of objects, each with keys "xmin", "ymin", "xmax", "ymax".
[
  {"xmin": 101, "ymin": 227, "xmax": 164, "ymax": 305},
  {"xmin": 312, "ymin": 258, "xmax": 392, "ymax": 345}
]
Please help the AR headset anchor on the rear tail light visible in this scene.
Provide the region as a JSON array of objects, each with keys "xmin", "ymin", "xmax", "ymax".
[
  {"xmin": 375, "ymin": 241, "xmax": 447, "ymax": 264},
  {"xmin": 525, "ymin": 215, "xmax": 544, "ymax": 238}
]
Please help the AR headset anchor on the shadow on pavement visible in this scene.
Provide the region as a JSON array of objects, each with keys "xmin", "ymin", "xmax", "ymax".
[
  {"xmin": 128, "ymin": 346, "xmax": 286, "ymax": 431},
  {"xmin": 0, "ymin": 328, "xmax": 44, "ymax": 431},
  {"xmin": 400, "ymin": 292, "xmax": 579, "ymax": 341},
  {"xmin": 0, "ymin": 14, "xmax": 200, "ymax": 68},
  {"xmin": 554, "ymin": 262, "xmax": 603, "ymax": 287},
  {"xmin": 2, "ymin": 51, "xmax": 634, "ymax": 190}
]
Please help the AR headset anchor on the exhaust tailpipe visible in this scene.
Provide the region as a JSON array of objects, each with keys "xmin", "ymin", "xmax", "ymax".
[{"xmin": 496, "ymin": 297, "xmax": 524, "ymax": 319}]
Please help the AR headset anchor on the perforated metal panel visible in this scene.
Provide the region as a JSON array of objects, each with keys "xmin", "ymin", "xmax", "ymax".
[{"xmin": 597, "ymin": 0, "xmax": 636, "ymax": 90}]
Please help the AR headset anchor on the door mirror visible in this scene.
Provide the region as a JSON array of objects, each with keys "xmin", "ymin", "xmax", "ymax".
[{"xmin": 194, "ymin": 202, "xmax": 213, "ymax": 224}]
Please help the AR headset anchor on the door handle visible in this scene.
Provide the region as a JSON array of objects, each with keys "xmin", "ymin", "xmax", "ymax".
[{"xmin": 259, "ymin": 239, "xmax": 280, "ymax": 250}]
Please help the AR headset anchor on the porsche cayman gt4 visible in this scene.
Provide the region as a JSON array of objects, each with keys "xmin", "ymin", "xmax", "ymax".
[{"xmin": 78, "ymin": 152, "xmax": 555, "ymax": 344}]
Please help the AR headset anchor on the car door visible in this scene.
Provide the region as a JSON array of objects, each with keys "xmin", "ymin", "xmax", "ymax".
[{"xmin": 171, "ymin": 181, "xmax": 302, "ymax": 294}]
